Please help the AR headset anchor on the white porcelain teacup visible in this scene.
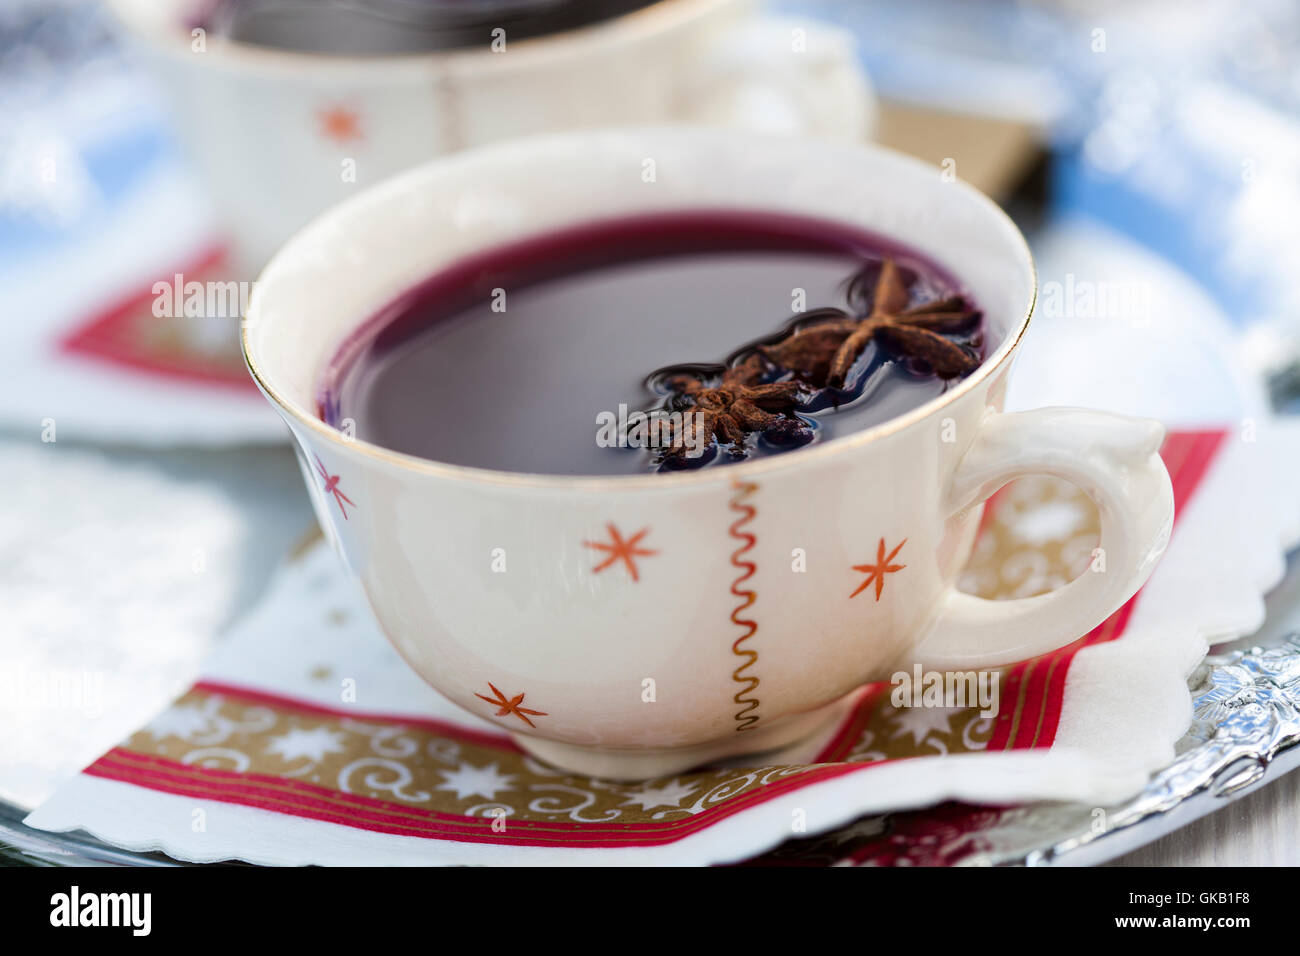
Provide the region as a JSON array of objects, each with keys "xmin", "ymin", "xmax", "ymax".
[
  {"xmin": 242, "ymin": 127, "xmax": 1174, "ymax": 780},
  {"xmin": 107, "ymin": 0, "xmax": 871, "ymax": 275}
]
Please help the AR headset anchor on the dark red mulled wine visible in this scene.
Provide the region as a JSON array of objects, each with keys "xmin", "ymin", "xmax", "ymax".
[
  {"xmin": 317, "ymin": 210, "xmax": 983, "ymax": 476},
  {"xmin": 196, "ymin": 0, "xmax": 659, "ymax": 54}
]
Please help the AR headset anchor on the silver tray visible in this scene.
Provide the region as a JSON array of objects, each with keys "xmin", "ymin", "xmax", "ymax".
[{"xmin": 748, "ymin": 634, "xmax": 1300, "ymax": 866}]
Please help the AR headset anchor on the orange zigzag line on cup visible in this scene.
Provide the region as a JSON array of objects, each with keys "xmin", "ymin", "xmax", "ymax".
[{"xmin": 728, "ymin": 480, "xmax": 761, "ymax": 732}]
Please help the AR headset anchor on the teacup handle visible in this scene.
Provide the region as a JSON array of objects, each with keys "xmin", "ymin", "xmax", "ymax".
[
  {"xmin": 681, "ymin": 17, "xmax": 876, "ymax": 141},
  {"xmin": 911, "ymin": 407, "xmax": 1175, "ymax": 670}
]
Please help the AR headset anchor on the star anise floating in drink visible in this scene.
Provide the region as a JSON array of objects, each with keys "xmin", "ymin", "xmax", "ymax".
[
  {"xmin": 652, "ymin": 258, "xmax": 981, "ymax": 467},
  {"xmin": 658, "ymin": 374, "xmax": 804, "ymax": 454},
  {"xmin": 759, "ymin": 259, "xmax": 980, "ymax": 387}
]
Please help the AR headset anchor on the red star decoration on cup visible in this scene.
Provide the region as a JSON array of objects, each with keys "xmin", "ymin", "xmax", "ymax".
[
  {"xmin": 851, "ymin": 537, "xmax": 907, "ymax": 601},
  {"xmin": 318, "ymin": 105, "xmax": 362, "ymax": 144},
  {"xmin": 314, "ymin": 454, "xmax": 356, "ymax": 520},
  {"xmin": 584, "ymin": 523, "xmax": 657, "ymax": 582},
  {"xmin": 475, "ymin": 683, "xmax": 547, "ymax": 728}
]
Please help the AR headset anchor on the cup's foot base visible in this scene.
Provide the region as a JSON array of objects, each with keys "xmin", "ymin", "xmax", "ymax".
[{"xmin": 510, "ymin": 704, "xmax": 844, "ymax": 781}]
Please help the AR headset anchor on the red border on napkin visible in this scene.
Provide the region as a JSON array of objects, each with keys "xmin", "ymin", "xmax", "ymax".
[{"xmin": 58, "ymin": 245, "xmax": 255, "ymax": 391}]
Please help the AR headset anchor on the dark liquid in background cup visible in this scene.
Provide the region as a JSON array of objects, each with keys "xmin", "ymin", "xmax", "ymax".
[
  {"xmin": 194, "ymin": 0, "xmax": 661, "ymax": 54},
  {"xmin": 317, "ymin": 211, "xmax": 984, "ymax": 476}
]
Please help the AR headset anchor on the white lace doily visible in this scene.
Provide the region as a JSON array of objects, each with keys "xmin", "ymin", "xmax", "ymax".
[{"xmin": 0, "ymin": 439, "xmax": 247, "ymax": 807}]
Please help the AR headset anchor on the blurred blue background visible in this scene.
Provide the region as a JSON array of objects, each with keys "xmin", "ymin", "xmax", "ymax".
[{"xmin": 6, "ymin": 0, "xmax": 1299, "ymax": 334}]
